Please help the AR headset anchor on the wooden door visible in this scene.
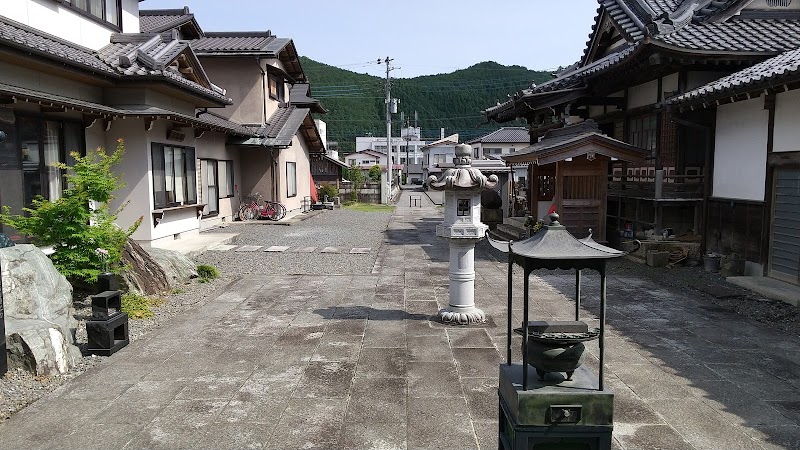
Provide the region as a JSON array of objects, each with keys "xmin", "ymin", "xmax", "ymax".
[{"xmin": 557, "ymin": 160, "xmax": 607, "ymax": 241}]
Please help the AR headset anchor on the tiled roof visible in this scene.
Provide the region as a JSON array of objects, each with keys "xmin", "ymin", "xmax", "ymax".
[
  {"xmin": 97, "ymin": 33, "xmax": 230, "ymax": 104},
  {"xmin": 506, "ymin": 120, "xmax": 648, "ymax": 164},
  {"xmin": 653, "ymin": 19, "xmax": 800, "ymax": 52},
  {"xmin": 263, "ymin": 106, "xmax": 310, "ymax": 147},
  {"xmin": 139, "ymin": 8, "xmax": 196, "ymax": 33},
  {"xmin": 0, "ymin": 16, "xmax": 115, "ymax": 74},
  {"xmin": 669, "ymin": 47, "xmax": 800, "ymax": 104},
  {"xmin": 468, "ymin": 127, "xmax": 529, "ymax": 144},
  {"xmin": 289, "ymin": 83, "xmax": 326, "ymax": 114},
  {"xmin": 191, "ymin": 32, "xmax": 289, "ymax": 55},
  {"xmin": 0, "ymin": 17, "xmax": 230, "ymax": 105}
]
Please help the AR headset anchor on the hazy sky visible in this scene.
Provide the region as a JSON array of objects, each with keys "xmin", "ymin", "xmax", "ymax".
[{"xmin": 141, "ymin": 0, "xmax": 600, "ymax": 78}]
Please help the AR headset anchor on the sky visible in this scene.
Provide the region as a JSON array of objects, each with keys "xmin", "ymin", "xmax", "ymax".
[{"xmin": 141, "ymin": 0, "xmax": 600, "ymax": 78}]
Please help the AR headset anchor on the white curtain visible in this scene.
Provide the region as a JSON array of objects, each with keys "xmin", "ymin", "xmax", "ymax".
[{"xmin": 44, "ymin": 121, "xmax": 61, "ymax": 200}]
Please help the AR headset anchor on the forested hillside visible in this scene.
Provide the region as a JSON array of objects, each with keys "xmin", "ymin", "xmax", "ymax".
[{"xmin": 301, "ymin": 57, "xmax": 553, "ymax": 154}]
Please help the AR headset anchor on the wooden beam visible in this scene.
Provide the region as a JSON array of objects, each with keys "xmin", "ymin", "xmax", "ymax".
[
  {"xmin": 0, "ymin": 95, "xmax": 15, "ymax": 105},
  {"xmin": 83, "ymin": 114, "xmax": 100, "ymax": 129},
  {"xmin": 144, "ymin": 118, "xmax": 155, "ymax": 131}
]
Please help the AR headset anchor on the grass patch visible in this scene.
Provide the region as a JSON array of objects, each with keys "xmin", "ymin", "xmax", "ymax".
[
  {"xmin": 121, "ymin": 292, "xmax": 164, "ymax": 319},
  {"xmin": 196, "ymin": 264, "xmax": 220, "ymax": 283},
  {"xmin": 343, "ymin": 202, "xmax": 396, "ymax": 213}
]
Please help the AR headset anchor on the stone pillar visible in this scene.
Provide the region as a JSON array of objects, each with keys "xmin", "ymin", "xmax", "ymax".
[{"xmin": 438, "ymin": 239, "xmax": 485, "ymax": 324}]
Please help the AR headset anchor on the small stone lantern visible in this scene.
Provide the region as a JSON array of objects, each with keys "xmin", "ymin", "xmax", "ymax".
[{"xmin": 427, "ymin": 143, "xmax": 498, "ymax": 324}]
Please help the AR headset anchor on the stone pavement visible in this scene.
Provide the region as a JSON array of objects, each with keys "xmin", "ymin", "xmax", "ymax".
[{"xmin": 0, "ymin": 187, "xmax": 799, "ymax": 449}]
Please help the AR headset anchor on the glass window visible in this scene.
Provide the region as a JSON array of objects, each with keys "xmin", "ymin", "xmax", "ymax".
[
  {"xmin": 206, "ymin": 160, "xmax": 218, "ymax": 215},
  {"xmin": 62, "ymin": 0, "xmax": 120, "ymax": 27},
  {"xmin": 152, "ymin": 144, "xmax": 197, "ymax": 209},
  {"xmin": 218, "ymin": 160, "xmax": 234, "ymax": 198},
  {"xmin": 628, "ymin": 114, "xmax": 658, "ymax": 155},
  {"xmin": 287, "ymin": 161, "xmax": 297, "ymax": 198},
  {"xmin": 269, "ymin": 75, "xmax": 284, "ymax": 101}
]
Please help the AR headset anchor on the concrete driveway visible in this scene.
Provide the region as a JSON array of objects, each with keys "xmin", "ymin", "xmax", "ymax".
[{"xmin": 0, "ymin": 188, "xmax": 797, "ymax": 449}]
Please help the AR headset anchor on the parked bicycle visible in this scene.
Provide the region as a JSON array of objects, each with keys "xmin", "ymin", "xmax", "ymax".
[{"xmin": 238, "ymin": 193, "xmax": 287, "ymax": 221}]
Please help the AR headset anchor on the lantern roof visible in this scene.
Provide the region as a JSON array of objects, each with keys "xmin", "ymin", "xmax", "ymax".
[
  {"xmin": 428, "ymin": 143, "xmax": 498, "ymax": 192},
  {"xmin": 488, "ymin": 213, "xmax": 639, "ymax": 269}
]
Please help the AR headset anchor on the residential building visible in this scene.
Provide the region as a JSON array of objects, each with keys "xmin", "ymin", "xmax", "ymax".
[
  {"xmin": 420, "ymin": 134, "xmax": 459, "ymax": 183},
  {"xmin": 484, "ymin": 0, "xmax": 800, "ymax": 276},
  {"xmin": 467, "ymin": 126, "xmax": 530, "ymax": 189},
  {"xmin": 0, "ymin": 1, "xmax": 324, "ymax": 248}
]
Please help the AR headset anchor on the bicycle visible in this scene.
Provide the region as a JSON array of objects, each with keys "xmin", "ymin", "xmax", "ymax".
[{"xmin": 238, "ymin": 193, "xmax": 286, "ymax": 221}]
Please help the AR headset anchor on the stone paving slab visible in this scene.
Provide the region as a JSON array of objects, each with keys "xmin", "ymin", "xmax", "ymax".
[
  {"xmin": 1, "ymin": 187, "xmax": 799, "ymax": 449},
  {"xmin": 292, "ymin": 246, "xmax": 317, "ymax": 253},
  {"xmin": 320, "ymin": 246, "xmax": 340, "ymax": 253},
  {"xmin": 264, "ymin": 245, "xmax": 291, "ymax": 252},
  {"xmin": 350, "ymin": 247, "xmax": 372, "ymax": 254},
  {"xmin": 234, "ymin": 245, "xmax": 263, "ymax": 252}
]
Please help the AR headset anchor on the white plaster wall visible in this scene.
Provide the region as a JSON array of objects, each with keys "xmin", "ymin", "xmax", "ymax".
[
  {"xmin": 0, "ymin": 0, "xmax": 131, "ymax": 50},
  {"xmin": 663, "ymin": 73, "xmax": 679, "ymax": 96},
  {"xmin": 627, "ymin": 79, "xmax": 658, "ymax": 109},
  {"xmin": 713, "ymin": 96, "xmax": 768, "ymax": 201},
  {"xmin": 278, "ymin": 135, "xmax": 312, "ymax": 212},
  {"xmin": 0, "ymin": 60, "xmax": 103, "ymax": 103},
  {"xmin": 773, "ymin": 89, "xmax": 800, "ymax": 153}
]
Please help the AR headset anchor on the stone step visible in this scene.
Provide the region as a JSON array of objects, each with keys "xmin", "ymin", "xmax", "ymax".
[
  {"xmin": 496, "ymin": 223, "xmax": 528, "ymax": 240},
  {"xmin": 505, "ymin": 216, "xmax": 527, "ymax": 228},
  {"xmin": 488, "ymin": 228, "xmax": 517, "ymax": 242}
]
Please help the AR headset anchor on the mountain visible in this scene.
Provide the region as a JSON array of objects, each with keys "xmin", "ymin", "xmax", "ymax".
[{"xmin": 301, "ymin": 57, "xmax": 553, "ymax": 154}]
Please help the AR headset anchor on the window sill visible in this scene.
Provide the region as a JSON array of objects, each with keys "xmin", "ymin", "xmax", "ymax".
[{"xmin": 152, "ymin": 204, "xmax": 206, "ymax": 227}]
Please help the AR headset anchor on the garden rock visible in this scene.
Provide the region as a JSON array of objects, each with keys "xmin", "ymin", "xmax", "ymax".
[
  {"xmin": 0, "ymin": 245, "xmax": 82, "ymax": 376},
  {"xmin": 120, "ymin": 238, "xmax": 170, "ymax": 295},
  {"xmin": 146, "ymin": 247, "xmax": 198, "ymax": 287}
]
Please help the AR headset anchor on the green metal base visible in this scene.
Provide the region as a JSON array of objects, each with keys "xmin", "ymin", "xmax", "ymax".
[{"xmin": 498, "ymin": 363, "xmax": 613, "ymax": 450}]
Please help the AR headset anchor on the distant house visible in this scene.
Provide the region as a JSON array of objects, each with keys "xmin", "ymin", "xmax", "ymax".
[
  {"xmin": 420, "ymin": 134, "xmax": 459, "ymax": 183},
  {"xmin": 467, "ymin": 127, "xmax": 530, "ymax": 205},
  {"xmin": 355, "ymin": 126, "xmax": 426, "ymax": 183},
  {"xmin": 0, "ymin": 1, "xmax": 325, "ymax": 249},
  {"xmin": 345, "ymin": 150, "xmax": 387, "ymax": 169}
]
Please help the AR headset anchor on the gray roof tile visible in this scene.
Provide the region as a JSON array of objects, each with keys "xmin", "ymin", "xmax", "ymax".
[
  {"xmin": 0, "ymin": 16, "xmax": 114, "ymax": 74},
  {"xmin": 468, "ymin": 127, "xmax": 529, "ymax": 144},
  {"xmin": 669, "ymin": 47, "xmax": 800, "ymax": 104},
  {"xmin": 0, "ymin": 17, "xmax": 229, "ymax": 105},
  {"xmin": 263, "ymin": 106, "xmax": 310, "ymax": 147},
  {"xmin": 191, "ymin": 32, "xmax": 285, "ymax": 54},
  {"xmin": 139, "ymin": 8, "xmax": 194, "ymax": 33},
  {"xmin": 654, "ymin": 19, "xmax": 800, "ymax": 52}
]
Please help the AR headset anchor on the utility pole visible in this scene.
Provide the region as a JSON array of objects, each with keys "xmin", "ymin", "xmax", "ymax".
[{"xmin": 381, "ymin": 56, "xmax": 394, "ymax": 204}]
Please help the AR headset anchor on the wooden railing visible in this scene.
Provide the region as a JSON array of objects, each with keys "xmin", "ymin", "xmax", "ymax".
[{"xmin": 608, "ymin": 171, "xmax": 705, "ymax": 200}]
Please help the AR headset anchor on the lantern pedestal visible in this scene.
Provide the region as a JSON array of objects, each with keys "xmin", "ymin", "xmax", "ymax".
[
  {"xmin": 498, "ymin": 363, "xmax": 613, "ymax": 450},
  {"xmin": 436, "ymin": 225, "xmax": 487, "ymax": 325}
]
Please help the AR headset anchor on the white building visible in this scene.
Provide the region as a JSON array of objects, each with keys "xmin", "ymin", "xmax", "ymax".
[
  {"xmin": 467, "ymin": 127, "xmax": 530, "ymax": 185},
  {"xmin": 421, "ymin": 134, "xmax": 459, "ymax": 183}
]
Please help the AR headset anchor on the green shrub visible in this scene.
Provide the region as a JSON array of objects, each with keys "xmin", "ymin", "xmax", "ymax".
[
  {"xmin": 368, "ymin": 164, "xmax": 382, "ymax": 182},
  {"xmin": 318, "ymin": 183, "xmax": 339, "ymax": 200},
  {"xmin": 121, "ymin": 292, "xmax": 163, "ymax": 319},
  {"xmin": 0, "ymin": 139, "xmax": 140, "ymax": 282},
  {"xmin": 196, "ymin": 264, "xmax": 220, "ymax": 281}
]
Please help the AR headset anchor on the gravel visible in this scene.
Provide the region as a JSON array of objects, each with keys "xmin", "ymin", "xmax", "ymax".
[{"xmin": 196, "ymin": 208, "xmax": 393, "ymax": 275}]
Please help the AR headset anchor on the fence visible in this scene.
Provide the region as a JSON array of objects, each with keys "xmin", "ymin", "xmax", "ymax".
[{"xmin": 339, "ymin": 181, "xmax": 382, "ymax": 204}]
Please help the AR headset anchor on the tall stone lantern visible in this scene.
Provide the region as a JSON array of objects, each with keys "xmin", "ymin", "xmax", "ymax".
[{"xmin": 427, "ymin": 143, "xmax": 498, "ymax": 324}]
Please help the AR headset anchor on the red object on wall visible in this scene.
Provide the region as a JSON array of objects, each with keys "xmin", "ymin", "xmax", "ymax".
[{"xmin": 309, "ymin": 174, "xmax": 319, "ymax": 203}]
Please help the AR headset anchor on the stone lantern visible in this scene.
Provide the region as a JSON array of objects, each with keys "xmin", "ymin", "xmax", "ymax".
[{"xmin": 427, "ymin": 143, "xmax": 498, "ymax": 324}]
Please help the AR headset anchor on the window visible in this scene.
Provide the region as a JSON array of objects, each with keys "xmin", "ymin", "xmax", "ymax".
[
  {"xmin": 205, "ymin": 160, "xmax": 218, "ymax": 215},
  {"xmin": 628, "ymin": 114, "xmax": 658, "ymax": 155},
  {"xmin": 286, "ymin": 161, "xmax": 297, "ymax": 198},
  {"xmin": 268, "ymin": 74, "xmax": 284, "ymax": 102},
  {"xmin": 433, "ymin": 154, "xmax": 448, "ymax": 165},
  {"xmin": 484, "ymin": 147, "xmax": 502, "ymax": 155},
  {"xmin": 60, "ymin": 0, "xmax": 121, "ymax": 27},
  {"xmin": 219, "ymin": 160, "xmax": 234, "ymax": 198},
  {"xmin": 151, "ymin": 144, "xmax": 196, "ymax": 209}
]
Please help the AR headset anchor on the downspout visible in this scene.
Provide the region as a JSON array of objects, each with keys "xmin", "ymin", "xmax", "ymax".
[{"xmin": 257, "ymin": 58, "xmax": 267, "ymax": 126}]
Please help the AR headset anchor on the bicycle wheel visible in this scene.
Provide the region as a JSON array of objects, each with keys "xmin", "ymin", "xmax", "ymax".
[
  {"xmin": 239, "ymin": 205, "xmax": 257, "ymax": 221},
  {"xmin": 273, "ymin": 202, "xmax": 287, "ymax": 220}
]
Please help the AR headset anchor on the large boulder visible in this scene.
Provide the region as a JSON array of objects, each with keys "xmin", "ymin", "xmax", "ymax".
[
  {"xmin": 146, "ymin": 247, "xmax": 198, "ymax": 287},
  {"xmin": 1, "ymin": 245, "xmax": 82, "ymax": 376},
  {"xmin": 120, "ymin": 238, "xmax": 196, "ymax": 295}
]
